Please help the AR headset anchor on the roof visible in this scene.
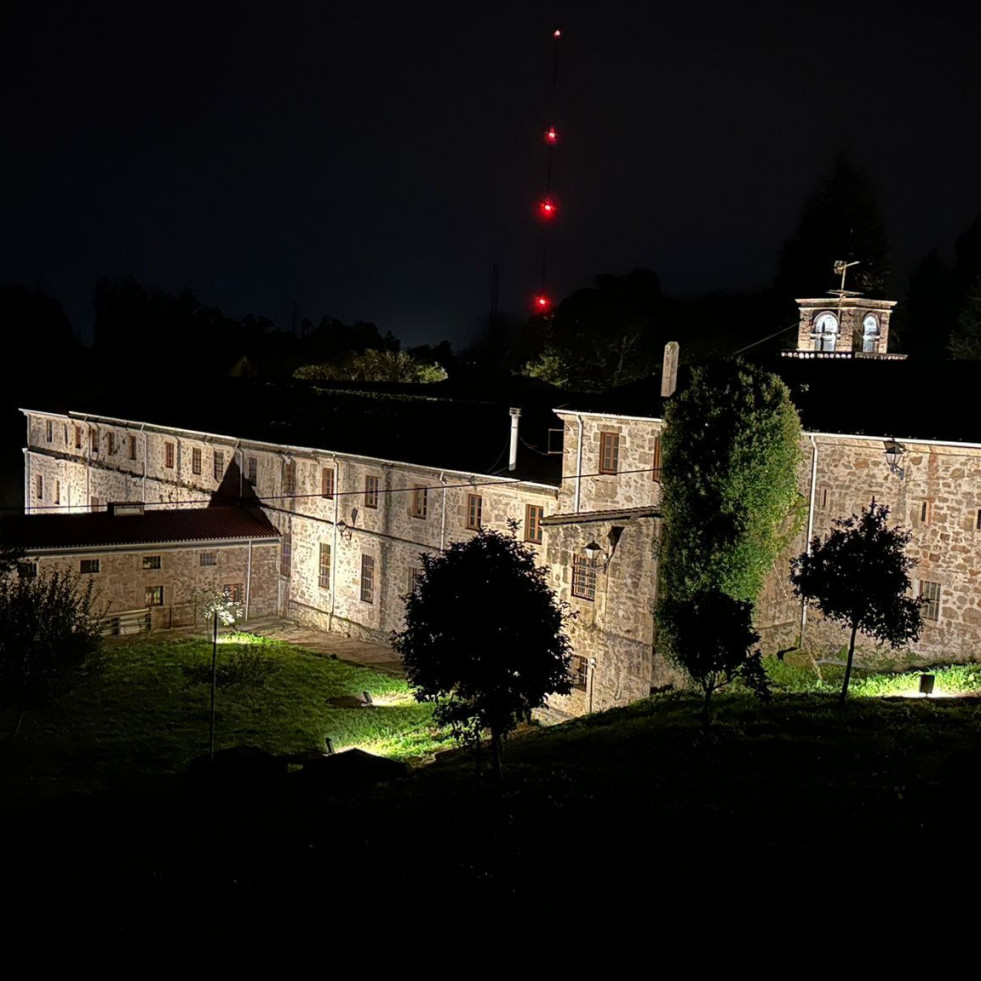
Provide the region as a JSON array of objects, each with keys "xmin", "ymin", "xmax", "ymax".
[
  {"xmin": 55, "ymin": 375, "xmax": 564, "ymax": 486},
  {"xmin": 0, "ymin": 506, "xmax": 279, "ymax": 552},
  {"xmin": 542, "ymin": 506, "xmax": 661, "ymax": 526}
]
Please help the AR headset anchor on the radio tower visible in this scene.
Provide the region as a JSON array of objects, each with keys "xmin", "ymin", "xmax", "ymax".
[{"xmin": 532, "ymin": 27, "xmax": 563, "ymax": 315}]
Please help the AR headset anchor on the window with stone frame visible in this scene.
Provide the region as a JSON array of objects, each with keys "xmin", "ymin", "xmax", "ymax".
[
  {"xmin": 282, "ymin": 459, "xmax": 295, "ymax": 496},
  {"xmin": 192, "ymin": 448, "xmax": 202, "ymax": 475},
  {"xmin": 142, "ymin": 555, "xmax": 162, "ymax": 571},
  {"xmin": 920, "ymin": 500, "xmax": 933, "ymax": 525},
  {"xmin": 54, "ymin": 480, "xmax": 60, "ymax": 505},
  {"xmin": 406, "ymin": 566, "xmax": 423, "ymax": 594},
  {"xmin": 599, "ymin": 432, "xmax": 620, "ymax": 475},
  {"xmin": 199, "ymin": 551, "xmax": 217, "ymax": 567},
  {"xmin": 572, "ymin": 554, "xmax": 598, "ymax": 601},
  {"xmin": 247, "ymin": 456, "xmax": 257, "ymax": 486},
  {"xmin": 214, "ymin": 450, "xmax": 225, "ymax": 483},
  {"xmin": 570, "ymin": 654, "xmax": 588, "ymax": 690},
  {"xmin": 360, "ymin": 554, "xmax": 375, "ymax": 603},
  {"xmin": 525, "ymin": 504, "xmax": 544, "ymax": 544},
  {"xmin": 818, "ymin": 485, "xmax": 831, "ymax": 511},
  {"xmin": 74, "ymin": 425, "xmax": 82, "ymax": 450},
  {"xmin": 365, "ymin": 475, "xmax": 379, "ymax": 509},
  {"xmin": 107, "ymin": 432, "xmax": 116, "ymax": 455},
  {"xmin": 652, "ymin": 435, "xmax": 663, "ymax": 483},
  {"xmin": 165, "ymin": 441, "xmax": 175, "ymax": 469},
  {"xmin": 91, "ymin": 429, "xmax": 99, "ymax": 455},
  {"xmin": 976, "ymin": 508, "xmax": 981, "ymax": 533},
  {"xmin": 80, "ymin": 558, "xmax": 100, "ymax": 574},
  {"xmin": 322, "ymin": 467, "xmax": 335, "ymax": 499},
  {"xmin": 145, "ymin": 585, "xmax": 164, "ymax": 607},
  {"xmin": 919, "ymin": 580, "xmax": 941, "ymax": 621},
  {"xmin": 410, "ymin": 485, "xmax": 428, "ymax": 519},
  {"xmin": 466, "ymin": 493, "xmax": 482, "ymax": 530},
  {"xmin": 319, "ymin": 542, "xmax": 331, "ymax": 589},
  {"xmin": 35, "ymin": 474, "xmax": 43, "ymax": 501},
  {"xmin": 90, "ymin": 496, "xmax": 100, "ymax": 511},
  {"xmin": 19, "ymin": 562, "xmax": 38, "ymax": 579},
  {"xmin": 45, "ymin": 419, "xmax": 53, "ymax": 443},
  {"xmin": 129, "ymin": 435, "xmax": 138, "ymax": 461},
  {"xmin": 280, "ymin": 533, "xmax": 292, "ymax": 578}
]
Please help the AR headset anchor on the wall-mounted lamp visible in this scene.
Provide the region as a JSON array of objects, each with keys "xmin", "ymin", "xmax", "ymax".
[
  {"xmin": 884, "ymin": 440, "xmax": 906, "ymax": 480},
  {"xmin": 582, "ymin": 527, "xmax": 624, "ymax": 572},
  {"xmin": 336, "ymin": 520, "xmax": 353, "ymax": 541}
]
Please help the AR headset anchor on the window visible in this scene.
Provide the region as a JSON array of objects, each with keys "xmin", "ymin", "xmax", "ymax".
[
  {"xmin": 365, "ymin": 475, "xmax": 379, "ymax": 508},
  {"xmin": 35, "ymin": 474, "xmax": 43, "ymax": 501},
  {"xmin": 46, "ymin": 419, "xmax": 53, "ymax": 443},
  {"xmin": 199, "ymin": 551, "xmax": 217, "ymax": 567},
  {"xmin": 142, "ymin": 555, "xmax": 161, "ymax": 570},
  {"xmin": 410, "ymin": 484, "xmax": 428, "ymax": 519},
  {"xmin": 214, "ymin": 450, "xmax": 225, "ymax": 482},
  {"xmin": 321, "ymin": 467, "xmax": 335, "ymax": 499},
  {"xmin": 812, "ymin": 312, "xmax": 839, "ymax": 352},
  {"xmin": 281, "ymin": 533, "xmax": 292, "ymax": 577},
  {"xmin": 19, "ymin": 562, "xmax": 38, "ymax": 579},
  {"xmin": 862, "ymin": 314, "xmax": 880, "ymax": 353},
  {"xmin": 129, "ymin": 435, "xmax": 137, "ymax": 461},
  {"xmin": 572, "ymin": 554, "xmax": 597, "ymax": 601},
  {"xmin": 570, "ymin": 654, "xmax": 588, "ymax": 690},
  {"xmin": 81, "ymin": 558, "xmax": 100, "ymax": 574},
  {"xmin": 319, "ymin": 542, "xmax": 331, "ymax": 589},
  {"xmin": 652, "ymin": 435, "xmax": 663, "ymax": 483},
  {"xmin": 599, "ymin": 432, "xmax": 620, "ymax": 475},
  {"xmin": 282, "ymin": 459, "xmax": 295, "ymax": 495},
  {"xmin": 145, "ymin": 586, "xmax": 164, "ymax": 607},
  {"xmin": 360, "ymin": 554, "xmax": 375, "ymax": 603},
  {"xmin": 191, "ymin": 448, "xmax": 202, "ymax": 475},
  {"xmin": 165, "ymin": 441, "xmax": 175, "ymax": 469},
  {"xmin": 524, "ymin": 504, "xmax": 544, "ymax": 544},
  {"xmin": 223, "ymin": 583, "xmax": 244, "ymax": 604},
  {"xmin": 247, "ymin": 456, "xmax": 257, "ymax": 486},
  {"xmin": 920, "ymin": 501, "xmax": 933, "ymax": 525},
  {"xmin": 63, "ymin": 424, "xmax": 68, "ymax": 445},
  {"xmin": 819, "ymin": 486, "xmax": 830, "ymax": 511},
  {"xmin": 466, "ymin": 493, "xmax": 482, "ymax": 530},
  {"xmin": 919, "ymin": 580, "xmax": 941, "ymax": 621},
  {"xmin": 407, "ymin": 566, "xmax": 423, "ymax": 593},
  {"xmin": 90, "ymin": 496, "xmax": 100, "ymax": 511},
  {"xmin": 91, "ymin": 429, "xmax": 99, "ymax": 455},
  {"xmin": 54, "ymin": 480, "xmax": 60, "ymax": 504},
  {"xmin": 74, "ymin": 425, "xmax": 82, "ymax": 449},
  {"xmin": 107, "ymin": 432, "xmax": 116, "ymax": 455},
  {"xmin": 976, "ymin": 509, "xmax": 981, "ymax": 532}
]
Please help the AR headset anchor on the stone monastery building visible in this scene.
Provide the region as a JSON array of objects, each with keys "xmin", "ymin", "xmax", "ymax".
[{"xmin": 12, "ymin": 295, "xmax": 981, "ymax": 717}]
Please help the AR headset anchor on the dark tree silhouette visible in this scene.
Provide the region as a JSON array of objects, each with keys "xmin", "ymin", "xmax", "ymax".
[
  {"xmin": 392, "ymin": 526, "xmax": 572, "ymax": 777},
  {"xmin": 775, "ymin": 154, "xmax": 893, "ymax": 300},
  {"xmin": 790, "ymin": 501, "xmax": 922, "ymax": 702},
  {"xmin": 0, "ymin": 569, "xmax": 103, "ymax": 740},
  {"xmin": 899, "ymin": 250, "xmax": 951, "ymax": 358},
  {"xmin": 658, "ymin": 590, "xmax": 769, "ymax": 727}
]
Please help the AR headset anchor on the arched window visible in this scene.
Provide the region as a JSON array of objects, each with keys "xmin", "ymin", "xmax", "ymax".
[
  {"xmin": 812, "ymin": 312, "xmax": 839, "ymax": 352},
  {"xmin": 862, "ymin": 314, "xmax": 880, "ymax": 353}
]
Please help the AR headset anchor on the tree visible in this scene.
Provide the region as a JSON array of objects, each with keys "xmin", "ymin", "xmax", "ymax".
[
  {"xmin": 659, "ymin": 358, "xmax": 803, "ymax": 608},
  {"xmin": 659, "ymin": 590, "xmax": 769, "ymax": 726},
  {"xmin": 0, "ymin": 570, "xmax": 103, "ymax": 740},
  {"xmin": 948, "ymin": 272, "xmax": 981, "ymax": 359},
  {"xmin": 293, "ymin": 349, "xmax": 448, "ymax": 383},
  {"xmin": 790, "ymin": 501, "xmax": 922, "ymax": 702},
  {"xmin": 391, "ymin": 526, "xmax": 573, "ymax": 777}
]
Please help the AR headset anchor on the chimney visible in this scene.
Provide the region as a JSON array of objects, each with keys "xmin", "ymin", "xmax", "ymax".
[
  {"xmin": 509, "ymin": 408, "xmax": 522, "ymax": 472},
  {"xmin": 661, "ymin": 341, "xmax": 679, "ymax": 398}
]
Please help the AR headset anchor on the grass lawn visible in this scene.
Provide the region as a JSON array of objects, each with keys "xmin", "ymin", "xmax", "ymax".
[{"xmin": 0, "ymin": 632, "xmax": 448, "ymax": 799}]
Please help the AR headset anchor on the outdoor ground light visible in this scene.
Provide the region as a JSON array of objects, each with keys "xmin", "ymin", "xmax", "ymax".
[
  {"xmin": 919, "ymin": 674, "xmax": 935, "ymax": 697},
  {"xmin": 325, "ymin": 737, "xmax": 335, "ymax": 755},
  {"xmin": 362, "ymin": 690, "xmax": 373, "ymax": 706}
]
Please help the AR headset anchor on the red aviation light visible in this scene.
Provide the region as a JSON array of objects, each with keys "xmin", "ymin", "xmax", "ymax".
[
  {"xmin": 538, "ymin": 197, "xmax": 558, "ymax": 220},
  {"xmin": 533, "ymin": 294, "xmax": 553, "ymax": 313},
  {"xmin": 545, "ymin": 125, "xmax": 558, "ymax": 145},
  {"xmin": 552, "ymin": 28, "xmax": 562, "ymax": 38}
]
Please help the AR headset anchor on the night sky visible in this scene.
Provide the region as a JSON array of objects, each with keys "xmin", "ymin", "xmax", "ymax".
[{"xmin": 3, "ymin": 1, "xmax": 980, "ymax": 347}]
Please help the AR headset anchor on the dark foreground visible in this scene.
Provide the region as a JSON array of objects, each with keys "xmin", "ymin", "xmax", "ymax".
[{"xmin": 3, "ymin": 692, "xmax": 977, "ymax": 969}]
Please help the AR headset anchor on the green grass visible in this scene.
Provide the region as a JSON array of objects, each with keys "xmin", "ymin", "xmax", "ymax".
[{"xmin": 0, "ymin": 632, "xmax": 449, "ymax": 798}]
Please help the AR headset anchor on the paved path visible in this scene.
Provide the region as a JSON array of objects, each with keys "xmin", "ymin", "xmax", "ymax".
[{"xmin": 240, "ymin": 616, "xmax": 405, "ymax": 676}]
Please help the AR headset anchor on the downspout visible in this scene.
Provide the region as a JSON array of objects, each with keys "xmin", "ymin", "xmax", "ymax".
[
  {"xmin": 141, "ymin": 423, "xmax": 147, "ymax": 504},
  {"xmin": 23, "ymin": 448, "xmax": 30, "ymax": 514},
  {"xmin": 508, "ymin": 408, "xmax": 521, "ymax": 471},
  {"xmin": 236, "ymin": 441, "xmax": 243, "ymax": 501},
  {"xmin": 439, "ymin": 472, "xmax": 448, "ymax": 552},
  {"xmin": 84, "ymin": 414, "xmax": 91, "ymax": 510},
  {"xmin": 245, "ymin": 538, "xmax": 253, "ymax": 621},
  {"xmin": 799, "ymin": 434, "xmax": 819, "ymax": 647},
  {"xmin": 574, "ymin": 414, "xmax": 584, "ymax": 514},
  {"xmin": 329, "ymin": 455, "xmax": 338, "ymax": 632}
]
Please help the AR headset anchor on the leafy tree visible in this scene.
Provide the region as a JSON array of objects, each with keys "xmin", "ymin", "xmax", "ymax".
[
  {"xmin": 0, "ymin": 570, "xmax": 103, "ymax": 740},
  {"xmin": 392, "ymin": 526, "xmax": 573, "ymax": 777},
  {"xmin": 659, "ymin": 590, "xmax": 769, "ymax": 726},
  {"xmin": 293, "ymin": 349, "xmax": 447, "ymax": 383},
  {"xmin": 790, "ymin": 501, "xmax": 922, "ymax": 702},
  {"xmin": 948, "ymin": 272, "xmax": 981, "ymax": 359},
  {"xmin": 659, "ymin": 358, "xmax": 803, "ymax": 609}
]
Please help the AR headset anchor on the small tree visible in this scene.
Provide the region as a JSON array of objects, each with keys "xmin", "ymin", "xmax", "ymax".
[
  {"xmin": 0, "ymin": 569, "xmax": 103, "ymax": 740},
  {"xmin": 659, "ymin": 589, "xmax": 769, "ymax": 726},
  {"xmin": 392, "ymin": 526, "xmax": 573, "ymax": 777},
  {"xmin": 791, "ymin": 500, "xmax": 922, "ymax": 702}
]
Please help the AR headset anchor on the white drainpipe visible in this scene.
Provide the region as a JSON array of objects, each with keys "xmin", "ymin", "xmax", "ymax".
[
  {"xmin": 329, "ymin": 455, "xmax": 338, "ymax": 632},
  {"xmin": 439, "ymin": 472, "xmax": 448, "ymax": 551},
  {"xmin": 141, "ymin": 423, "xmax": 147, "ymax": 504},
  {"xmin": 574, "ymin": 414, "xmax": 584, "ymax": 514}
]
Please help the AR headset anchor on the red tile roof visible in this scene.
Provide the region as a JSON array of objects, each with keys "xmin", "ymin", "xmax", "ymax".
[{"xmin": 1, "ymin": 506, "xmax": 279, "ymax": 551}]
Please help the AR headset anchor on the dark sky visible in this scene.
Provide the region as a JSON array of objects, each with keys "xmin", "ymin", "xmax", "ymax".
[{"xmin": 2, "ymin": 1, "xmax": 980, "ymax": 347}]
